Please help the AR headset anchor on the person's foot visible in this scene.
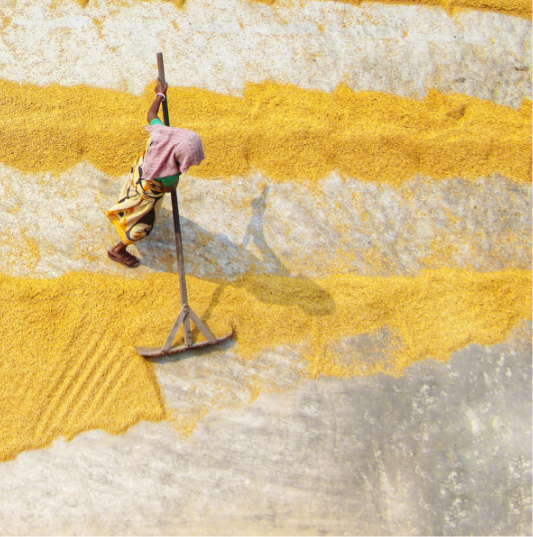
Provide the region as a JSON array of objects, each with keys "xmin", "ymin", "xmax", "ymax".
[{"xmin": 107, "ymin": 243, "xmax": 140, "ymax": 268}]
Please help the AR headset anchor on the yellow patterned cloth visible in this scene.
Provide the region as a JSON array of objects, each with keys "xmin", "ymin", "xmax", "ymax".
[{"xmin": 106, "ymin": 140, "xmax": 166, "ymax": 245}]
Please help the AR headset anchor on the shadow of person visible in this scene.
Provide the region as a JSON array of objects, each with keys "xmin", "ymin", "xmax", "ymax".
[
  {"xmin": 138, "ymin": 186, "xmax": 335, "ymax": 318},
  {"xmin": 242, "ymin": 186, "xmax": 289, "ymax": 276}
]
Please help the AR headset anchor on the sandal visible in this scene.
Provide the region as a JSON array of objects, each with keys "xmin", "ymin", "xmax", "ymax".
[{"xmin": 107, "ymin": 249, "xmax": 140, "ymax": 268}]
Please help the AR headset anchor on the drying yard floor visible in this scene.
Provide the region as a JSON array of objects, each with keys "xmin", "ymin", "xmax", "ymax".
[
  {"xmin": 0, "ymin": 322, "xmax": 530, "ymax": 535},
  {"xmin": 0, "ymin": 0, "xmax": 531, "ymax": 534}
]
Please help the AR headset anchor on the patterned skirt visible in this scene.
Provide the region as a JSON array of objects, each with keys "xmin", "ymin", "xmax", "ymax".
[{"xmin": 106, "ymin": 150, "xmax": 165, "ymax": 245}]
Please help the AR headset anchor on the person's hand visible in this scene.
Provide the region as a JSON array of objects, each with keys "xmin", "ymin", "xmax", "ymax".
[{"xmin": 155, "ymin": 77, "xmax": 168, "ymax": 95}]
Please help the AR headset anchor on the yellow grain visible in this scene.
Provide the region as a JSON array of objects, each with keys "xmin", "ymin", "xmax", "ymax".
[
  {"xmin": 68, "ymin": 0, "xmax": 533, "ymax": 19},
  {"xmin": 0, "ymin": 268, "xmax": 530, "ymax": 461},
  {"xmin": 0, "ymin": 80, "xmax": 530, "ymax": 185},
  {"xmin": 315, "ymin": 0, "xmax": 532, "ymax": 19}
]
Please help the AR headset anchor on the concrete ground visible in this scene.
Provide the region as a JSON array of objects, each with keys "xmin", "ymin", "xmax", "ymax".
[
  {"xmin": 0, "ymin": 1, "xmax": 531, "ymax": 535},
  {"xmin": 0, "ymin": 322, "xmax": 530, "ymax": 535}
]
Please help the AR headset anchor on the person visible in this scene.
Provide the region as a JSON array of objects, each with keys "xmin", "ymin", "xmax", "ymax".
[{"xmin": 106, "ymin": 79, "xmax": 205, "ymax": 267}]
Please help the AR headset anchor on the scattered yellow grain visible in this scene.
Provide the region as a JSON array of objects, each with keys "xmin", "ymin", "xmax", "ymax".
[
  {"xmin": 315, "ymin": 0, "xmax": 532, "ymax": 19},
  {"xmin": 68, "ymin": 0, "xmax": 532, "ymax": 19},
  {"xmin": 1, "ymin": 268, "xmax": 530, "ymax": 461},
  {"xmin": 0, "ymin": 80, "xmax": 530, "ymax": 185}
]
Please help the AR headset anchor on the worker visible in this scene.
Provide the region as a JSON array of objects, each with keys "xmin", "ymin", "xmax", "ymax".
[{"xmin": 106, "ymin": 79, "xmax": 205, "ymax": 267}]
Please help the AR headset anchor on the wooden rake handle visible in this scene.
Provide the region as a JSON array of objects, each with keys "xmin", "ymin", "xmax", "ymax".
[
  {"xmin": 155, "ymin": 52, "xmax": 192, "ymax": 345},
  {"xmin": 135, "ymin": 53, "xmax": 232, "ymax": 357},
  {"xmin": 156, "ymin": 52, "xmax": 170, "ymax": 127}
]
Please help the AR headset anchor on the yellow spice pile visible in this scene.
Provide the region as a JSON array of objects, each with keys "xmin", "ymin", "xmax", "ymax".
[{"xmin": 0, "ymin": 268, "xmax": 530, "ymax": 462}]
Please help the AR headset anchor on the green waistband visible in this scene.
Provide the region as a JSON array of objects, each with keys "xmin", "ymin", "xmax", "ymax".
[{"xmin": 156, "ymin": 173, "xmax": 181, "ymax": 187}]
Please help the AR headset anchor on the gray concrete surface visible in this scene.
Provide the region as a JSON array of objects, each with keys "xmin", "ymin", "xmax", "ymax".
[
  {"xmin": 0, "ymin": 322, "xmax": 530, "ymax": 536},
  {"xmin": 1, "ymin": 167, "xmax": 530, "ymax": 279},
  {"xmin": 0, "ymin": 1, "xmax": 530, "ymax": 535},
  {"xmin": 0, "ymin": 1, "xmax": 530, "ymax": 106}
]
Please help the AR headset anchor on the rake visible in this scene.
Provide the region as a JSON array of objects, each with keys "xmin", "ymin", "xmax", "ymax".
[{"xmin": 136, "ymin": 53, "xmax": 233, "ymax": 358}]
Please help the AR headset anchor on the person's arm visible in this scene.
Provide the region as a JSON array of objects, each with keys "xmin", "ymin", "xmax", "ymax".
[{"xmin": 147, "ymin": 78, "xmax": 168, "ymax": 123}]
